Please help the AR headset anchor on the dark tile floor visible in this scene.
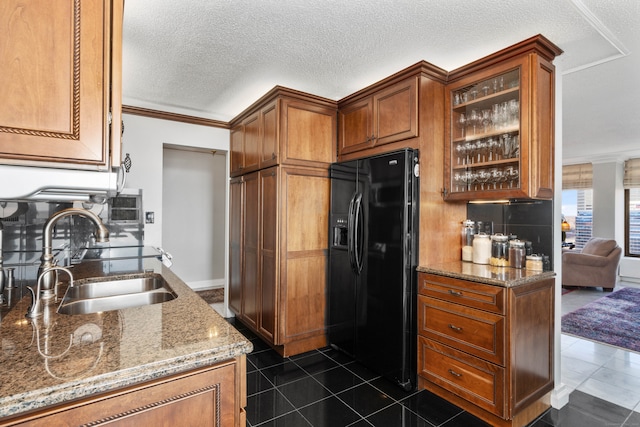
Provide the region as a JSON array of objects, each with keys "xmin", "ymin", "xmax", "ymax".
[{"xmin": 227, "ymin": 318, "xmax": 640, "ymax": 427}]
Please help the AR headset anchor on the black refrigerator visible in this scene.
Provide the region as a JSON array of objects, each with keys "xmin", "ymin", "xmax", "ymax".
[{"xmin": 328, "ymin": 148, "xmax": 419, "ymax": 391}]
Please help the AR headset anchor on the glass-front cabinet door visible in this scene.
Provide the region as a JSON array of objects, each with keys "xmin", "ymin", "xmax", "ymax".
[
  {"xmin": 444, "ymin": 38, "xmax": 560, "ymax": 201},
  {"xmin": 446, "ymin": 64, "xmax": 524, "ymax": 199}
]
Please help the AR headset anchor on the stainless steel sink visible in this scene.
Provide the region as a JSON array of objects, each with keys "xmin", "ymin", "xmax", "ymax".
[{"xmin": 57, "ymin": 274, "xmax": 177, "ymax": 315}]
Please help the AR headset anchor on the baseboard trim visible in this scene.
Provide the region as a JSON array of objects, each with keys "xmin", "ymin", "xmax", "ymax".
[
  {"xmin": 551, "ymin": 383, "xmax": 571, "ymax": 409},
  {"xmin": 187, "ymin": 279, "xmax": 225, "ymax": 291}
]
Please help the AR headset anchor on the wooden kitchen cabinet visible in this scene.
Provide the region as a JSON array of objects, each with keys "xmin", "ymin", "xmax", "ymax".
[
  {"xmin": 229, "ymin": 87, "xmax": 336, "ymax": 177},
  {"xmin": 230, "ymin": 102, "xmax": 275, "ymax": 176},
  {"xmin": 1, "ymin": 357, "xmax": 247, "ymax": 427},
  {"xmin": 417, "ymin": 272, "xmax": 554, "ymax": 427},
  {"xmin": 229, "ymin": 166, "xmax": 329, "ymax": 356},
  {"xmin": 338, "ymin": 76, "xmax": 419, "ymax": 157},
  {"xmin": 229, "ymin": 88, "xmax": 334, "ymax": 356},
  {"xmin": 444, "ymin": 35, "xmax": 562, "ymax": 201},
  {"xmin": 0, "ymin": 0, "xmax": 123, "ymax": 169}
]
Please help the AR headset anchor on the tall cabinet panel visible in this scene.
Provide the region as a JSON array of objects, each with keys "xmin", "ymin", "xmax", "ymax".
[
  {"xmin": 242, "ymin": 172, "xmax": 260, "ymax": 331},
  {"xmin": 259, "ymin": 167, "xmax": 278, "ymax": 342},
  {"xmin": 229, "ymin": 87, "xmax": 336, "ymax": 356},
  {"xmin": 0, "ymin": 0, "xmax": 123, "ymax": 168},
  {"xmin": 228, "ymin": 177, "xmax": 244, "ymax": 315}
]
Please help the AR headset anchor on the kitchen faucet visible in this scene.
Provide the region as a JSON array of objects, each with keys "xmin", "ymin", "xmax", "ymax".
[
  {"xmin": 26, "ymin": 266, "xmax": 74, "ymax": 318},
  {"xmin": 38, "ymin": 208, "xmax": 109, "ymax": 300}
]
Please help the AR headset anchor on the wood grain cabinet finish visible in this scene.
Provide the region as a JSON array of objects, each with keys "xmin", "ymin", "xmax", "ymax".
[
  {"xmin": 230, "ymin": 88, "xmax": 336, "ymax": 177},
  {"xmin": 1, "ymin": 357, "xmax": 247, "ymax": 427},
  {"xmin": 443, "ymin": 35, "xmax": 562, "ymax": 201},
  {"xmin": 417, "ymin": 272, "xmax": 554, "ymax": 427},
  {"xmin": 229, "ymin": 88, "xmax": 335, "ymax": 356},
  {"xmin": 338, "ymin": 76, "xmax": 419, "ymax": 157},
  {"xmin": 0, "ymin": 0, "xmax": 123, "ymax": 168},
  {"xmin": 229, "ymin": 166, "xmax": 330, "ymax": 356}
]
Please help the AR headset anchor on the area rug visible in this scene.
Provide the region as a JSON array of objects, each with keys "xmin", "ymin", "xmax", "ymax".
[
  {"xmin": 561, "ymin": 287, "xmax": 640, "ymax": 353},
  {"xmin": 195, "ymin": 288, "xmax": 224, "ymax": 304}
]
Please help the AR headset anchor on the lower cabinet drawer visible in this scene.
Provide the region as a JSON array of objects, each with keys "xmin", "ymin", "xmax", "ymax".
[
  {"xmin": 418, "ymin": 336, "xmax": 505, "ymax": 417},
  {"xmin": 418, "ymin": 295, "xmax": 505, "ymax": 365}
]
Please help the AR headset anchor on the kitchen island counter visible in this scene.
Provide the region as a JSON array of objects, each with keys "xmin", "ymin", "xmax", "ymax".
[
  {"xmin": 417, "ymin": 261, "xmax": 555, "ymax": 288},
  {"xmin": 0, "ymin": 258, "xmax": 252, "ymax": 422}
]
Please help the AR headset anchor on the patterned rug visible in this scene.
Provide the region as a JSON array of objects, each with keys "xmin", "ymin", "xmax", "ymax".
[
  {"xmin": 561, "ymin": 287, "xmax": 640, "ymax": 353},
  {"xmin": 195, "ymin": 288, "xmax": 224, "ymax": 304}
]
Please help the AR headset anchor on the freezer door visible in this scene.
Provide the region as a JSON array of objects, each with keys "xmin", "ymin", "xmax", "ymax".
[{"xmin": 328, "ymin": 160, "xmax": 359, "ymax": 355}]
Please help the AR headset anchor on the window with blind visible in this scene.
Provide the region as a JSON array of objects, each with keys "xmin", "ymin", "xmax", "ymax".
[
  {"xmin": 562, "ymin": 163, "xmax": 593, "ymax": 250},
  {"xmin": 625, "ymin": 158, "xmax": 640, "ymax": 257}
]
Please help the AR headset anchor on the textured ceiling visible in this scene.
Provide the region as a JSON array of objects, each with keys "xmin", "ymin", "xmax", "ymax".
[{"xmin": 122, "ymin": 0, "xmax": 640, "ymax": 163}]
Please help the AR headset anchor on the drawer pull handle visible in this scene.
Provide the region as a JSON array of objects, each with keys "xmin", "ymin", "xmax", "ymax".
[
  {"xmin": 448, "ymin": 369, "xmax": 462, "ymax": 378},
  {"xmin": 448, "ymin": 324, "xmax": 463, "ymax": 332},
  {"xmin": 448, "ymin": 290, "xmax": 463, "ymax": 297}
]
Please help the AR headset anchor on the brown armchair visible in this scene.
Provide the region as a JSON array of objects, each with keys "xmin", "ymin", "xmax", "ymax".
[{"xmin": 562, "ymin": 238, "xmax": 622, "ymax": 292}]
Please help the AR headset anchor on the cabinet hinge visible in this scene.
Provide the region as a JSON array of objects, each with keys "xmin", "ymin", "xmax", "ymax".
[{"xmin": 108, "ymin": 111, "xmax": 113, "ymax": 125}]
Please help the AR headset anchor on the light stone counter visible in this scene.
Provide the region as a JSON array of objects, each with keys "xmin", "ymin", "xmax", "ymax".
[
  {"xmin": 417, "ymin": 261, "xmax": 556, "ymax": 287},
  {"xmin": 0, "ymin": 258, "xmax": 252, "ymax": 419}
]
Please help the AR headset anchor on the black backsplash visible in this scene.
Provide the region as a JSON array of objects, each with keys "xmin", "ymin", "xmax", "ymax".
[{"xmin": 467, "ymin": 200, "xmax": 554, "ymax": 269}]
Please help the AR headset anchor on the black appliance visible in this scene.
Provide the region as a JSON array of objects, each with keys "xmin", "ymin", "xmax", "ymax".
[{"xmin": 328, "ymin": 148, "xmax": 419, "ymax": 391}]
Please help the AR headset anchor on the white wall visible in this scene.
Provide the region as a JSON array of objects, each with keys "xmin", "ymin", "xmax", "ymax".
[
  {"xmin": 590, "ymin": 161, "xmax": 640, "ymax": 281},
  {"xmin": 121, "ymin": 114, "xmax": 230, "ymax": 247},
  {"xmin": 162, "ymin": 147, "xmax": 227, "ymax": 288},
  {"xmin": 120, "ymin": 114, "xmax": 231, "ymax": 294}
]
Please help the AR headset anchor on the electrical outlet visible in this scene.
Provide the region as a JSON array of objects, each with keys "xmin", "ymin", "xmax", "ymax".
[{"xmin": 145, "ymin": 211, "xmax": 155, "ymax": 224}]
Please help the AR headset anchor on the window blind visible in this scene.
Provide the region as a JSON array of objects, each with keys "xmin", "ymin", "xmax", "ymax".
[
  {"xmin": 562, "ymin": 163, "xmax": 592, "ymax": 189},
  {"xmin": 624, "ymin": 158, "xmax": 640, "ymax": 188}
]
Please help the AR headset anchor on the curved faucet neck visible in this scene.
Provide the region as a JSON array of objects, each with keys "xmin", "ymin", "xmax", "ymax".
[{"xmin": 42, "ymin": 208, "xmax": 110, "ymax": 252}]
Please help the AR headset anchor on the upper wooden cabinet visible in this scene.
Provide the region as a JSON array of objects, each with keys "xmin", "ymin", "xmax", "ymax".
[
  {"xmin": 338, "ymin": 76, "xmax": 419, "ymax": 157},
  {"xmin": 0, "ymin": 0, "xmax": 123, "ymax": 169},
  {"xmin": 444, "ymin": 35, "xmax": 562, "ymax": 201},
  {"xmin": 229, "ymin": 87, "xmax": 337, "ymax": 177}
]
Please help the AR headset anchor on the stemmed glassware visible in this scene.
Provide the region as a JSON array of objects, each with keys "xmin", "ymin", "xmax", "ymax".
[
  {"xmin": 456, "ymin": 113, "xmax": 466, "ymax": 138},
  {"xmin": 481, "ymin": 109, "xmax": 491, "ymax": 133},
  {"xmin": 487, "ymin": 138, "xmax": 499, "ymax": 161},
  {"xmin": 502, "ymin": 134, "xmax": 512, "ymax": 158},
  {"xmin": 477, "ymin": 169, "xmax": 491, "ymax": 190},
  {"xmin": 468, "ymin": 109, "xmax": 479, "ymax": 135},
  {"xmin": 506, "ymin": 166, "xmax": 519, "ymax": 188},
  {"xmin": 490, "ymin": 168, "xmax": 501, "ymax": 189},
  {"xmin": 508, "ymin": 99, "xmax": 519, "ymax": 127}
]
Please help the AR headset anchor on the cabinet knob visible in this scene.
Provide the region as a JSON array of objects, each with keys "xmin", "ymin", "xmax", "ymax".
[
  {"xmin": 272, "ymin": 152, "xmax": 276, "ymax": 159},
  {"xmin": 448, "ymin": 324, "xmax": 463, "ymax": 332},
  {"xmin": 448, "ymin": 289, "xmax": 463, "ymax": 297},
  {"xmin": 448, "ymin": 369, "xmax": 463, "ymax": 378}
]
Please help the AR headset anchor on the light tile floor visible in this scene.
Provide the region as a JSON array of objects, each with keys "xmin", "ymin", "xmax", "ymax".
[{"xmin": 561, "ymin": 280, "xmax": 640, "ymax": 411}]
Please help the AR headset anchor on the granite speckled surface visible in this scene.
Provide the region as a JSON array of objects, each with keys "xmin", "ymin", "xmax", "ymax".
[
  {"xmin": 417, "ymin": 261, "xmax": 556, "ymax": 287},
  {"xmin": 0, "ymin": 258, "xmax": 253, "ymax": 419}
]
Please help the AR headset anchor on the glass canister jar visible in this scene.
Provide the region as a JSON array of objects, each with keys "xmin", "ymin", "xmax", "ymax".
[
  {"xmin": 490, "ymin": 233, "xmax": 509, "ymax": 266},
  {"xmin": 472, "ymin": 233, "xmax": 491, "ymax": 265},
  {"xmin": 461, "ymin": 219, "xmax": 475, "ymax": 262},
  {"xmin": 526, "ymin": 254, "xmax": 543, "ymax": 271},
  {"xmin": 509, "ymin": 239, "xmax": 526, "ymax": 269}
]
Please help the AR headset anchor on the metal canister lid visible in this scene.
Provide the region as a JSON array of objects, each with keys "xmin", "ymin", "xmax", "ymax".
[{"xmin": 510, "ymin": 239, "xmax": 525, "ymax": 247}]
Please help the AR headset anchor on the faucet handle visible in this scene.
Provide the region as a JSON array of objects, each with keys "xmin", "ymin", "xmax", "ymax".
[{"xmin": 25, "ymin": 286, "xmax": 42, "ymax": 318}]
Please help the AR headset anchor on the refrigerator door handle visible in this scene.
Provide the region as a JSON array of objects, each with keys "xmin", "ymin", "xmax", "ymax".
[
  {"xmin": 347, "ymin": 192, "xmax": 358, "ymax": 274},
  {"xmin": 352, "ymin": 192, "xmax": 364, "ymax": 275}
]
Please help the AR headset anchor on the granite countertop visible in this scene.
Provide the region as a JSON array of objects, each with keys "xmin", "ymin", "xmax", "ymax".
[
  {"xmin": 0, "ymin": 258, "xmax": 253, "ymax": 419},
  {"xmin": 417, "ymin": 261, "xmax": 556, "ymax": 287}
]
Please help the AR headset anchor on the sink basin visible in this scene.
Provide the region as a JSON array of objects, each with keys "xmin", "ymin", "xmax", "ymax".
[{"xmin": 58, "ymin": 274, "xmax": 177, "ymax": 315}]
